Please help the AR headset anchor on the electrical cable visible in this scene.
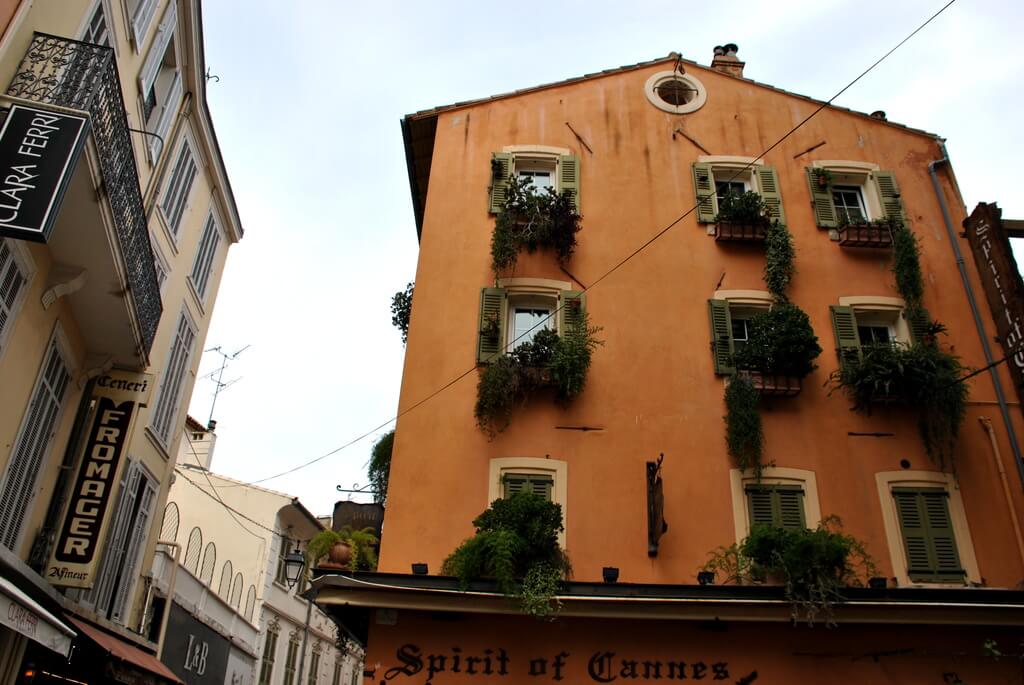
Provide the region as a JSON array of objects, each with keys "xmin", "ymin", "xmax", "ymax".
[
  {"xmin": 228, "ymin": 0, "xmax": 959, "ymax": 487},
  {"xmin": 173, "ymin": 466, "xmax": 288, "ymax": 539}
]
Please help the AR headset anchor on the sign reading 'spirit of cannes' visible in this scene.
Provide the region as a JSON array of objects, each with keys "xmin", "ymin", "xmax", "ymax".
[
  {"xmin": 0, "ymin": 104, "xmax": 89, "ymax": 243},
  {"xmin": 46, "ymin": 371, "xmax": 152, "ymax": 589},
  {"xmin": 964, "ymin": 203, "xmax": 1024, "ymax": 401}
]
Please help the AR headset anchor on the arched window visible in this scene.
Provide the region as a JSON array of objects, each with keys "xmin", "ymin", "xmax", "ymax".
[
  {"xmin": 230, "ymin": 572, "xmax": 243, "ymax": 608},
  {"xmin": 184, "ymin": 527, "xmax": 202, "ymax": 574},
  {"xmin": 244, "ymin": 585, "xmax": 256, "ymax": 621},
  {"xmin": 218, "ymin": 560, "xmax": 233, "ymax": 598},
  {"xmin": 160, "ymin": 502, "xmax": 179, "ymax": 541},
  {"xmin": 200, "ymin": 542, "xmax": 216, "ymax": 584}
]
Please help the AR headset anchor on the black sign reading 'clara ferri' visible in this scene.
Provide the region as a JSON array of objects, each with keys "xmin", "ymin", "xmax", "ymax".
[{"xmin": 0, "ymin": 104, "xmax": 89, "ymax": 243}]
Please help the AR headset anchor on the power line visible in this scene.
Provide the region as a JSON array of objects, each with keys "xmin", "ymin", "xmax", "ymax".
[
  {"xmin": 231, "ymin": 0, "xmax": 959, "ymax": 487},
  {"xmin": 173, "ymin": 466, "xmax": 286, "ymax": 539}
]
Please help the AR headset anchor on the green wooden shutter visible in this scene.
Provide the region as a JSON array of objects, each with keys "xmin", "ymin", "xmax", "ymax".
[
  {"xmin": 806, "ymin": 168, "xmax": 838, "ymax": 228},
  {"xmin": 489, "ymin": 152, "xmax": 513, "ymax": 214},
  {"xmin": 829, "ymin": 305, "xmax": 862, "ymax": 366},
  {"xmin": 893, "ymin": 488, "xmax": 964, "ymax": 583},
  {"xmin": 559, "ymin": 291, "xmax": 584, "ymax": 334},
  {"xmin": 477, "ymin": 287, "xmax": 506, "ymax": 363},
  {"xmin": 873, "ymin": 171, "xmax": 905, "ymax": 222},
  {"xmin": 560, "ymin": 155, "xmax": 580, "ymax": 214},
  {"xmin": 746, "ymin": 485, "xmax": 805, "ymax": 531},
  {"xmin": 692, "ymin": 163, "xmax": 716, "ymax": 223},
  {"xmin": 756, "ymin": 166, "xmax": 785, "ymax": 224},
  {"xmin": 708, "ymin": 299, "xmax": 734, "ymax": 375},
  {"xmin": 906, "ymin": 308, "xmax": 930, "ymax": 344},
  {"xmin": 746, "ymin": 487, "xmax": 775, "ymax": 527},
  {"xmin": 503, "ymin": 474, "xmax": 553, "ymax": 501}
]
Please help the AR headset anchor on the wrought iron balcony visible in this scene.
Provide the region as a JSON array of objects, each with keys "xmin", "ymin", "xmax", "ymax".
[{"xmin": 6, "ymin": 33, "xmax": 162, "ymax": 357}]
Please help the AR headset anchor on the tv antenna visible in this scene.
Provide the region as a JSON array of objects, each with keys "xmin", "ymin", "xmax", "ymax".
[{"xmin": 203, "ymin": 344, "xmax": 250, "ymax": 425}]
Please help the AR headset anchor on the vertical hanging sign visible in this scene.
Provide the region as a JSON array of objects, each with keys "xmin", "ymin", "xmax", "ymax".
[{"xmin": 45, "ymin": 371, "xmax": 153, "ymax": 588}]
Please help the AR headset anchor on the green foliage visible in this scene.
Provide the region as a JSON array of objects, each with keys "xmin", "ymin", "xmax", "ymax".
[
  {"xmin": 702, "ymin": 516, "xmax": 877, "ymax": 626},
  {"xmin": 442, "ymin": 492, "xmax": 571, "ymax": 619},
  {"xmin": 368, "ymin": 430, "xmax": 394, "ymax": 505},
  {"xmin": 891, "ymin": 224, "xmax": 924, "ymax": 315},
  {"xmin": 732, "ymin": 305, "xmax": 821, "ymax": 378},
  {"xmin": 764, "ymin": 221, "xmax": 795, "ymax": 302},
  {"xmin": 475, "ymin": 314, "xmax": 602, "ymax": 436},
  {"xmin": 714, "ymin": 190, "xmax": 770, "ymax": 224},
  {"xmin": 724, "ymin": 374, "xmax": 764, "ymax": 477},
  {"xmin": 306, "ymin": 526, "xmax": 379, "ymax": 571},
  {"xmin": 390, "ymin": 282, "xmax": 414, "ymax": 344},
  {"xmin": 830, "ymin": 341, "xmax": 969, "ymax": 470},
  {"xmin": 811, "ymin": 168, "xmax": 833, "ymax": 188},
  {"xmin": 492, "ymin": 177, "xmax": 582, "ymax": 273}
]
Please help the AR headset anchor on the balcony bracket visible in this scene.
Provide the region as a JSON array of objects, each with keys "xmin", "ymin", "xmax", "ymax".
[{"xmin": 41, "ymin": 263, "xmax": 87, "ymax": 309}]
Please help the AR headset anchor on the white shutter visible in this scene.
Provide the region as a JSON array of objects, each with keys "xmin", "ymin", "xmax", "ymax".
[
  {"xmin": 190, "ymin": 214, "xmax": 222, "ymax": 300},
  {"xmin": 138, "ymin": 0, "xmax": 176, "ymax": 94},
  {"xmin": 0, "ymin": 240, "xmax": 28, "ymax": 351},
  {"xmin": 150, "ymin": 311, "xmax": 196, "ymax": 444},
  {"xmin": 0, "ymin": 334, "xmax": 70, "ymax": 549},
  {"xmin": 109, "ymin": 470, "xmax": 156, "ymax": 624},
  {"xmin": 147, "ymin": 69, "xmax": 182, "ymax": 162},
  {"xmin": 84, "ymin": 461, "xmax": 140, "ymax": 610},
  {"xmin": 130, "ymin": 0, "xmax": 160, "ymax": 48},
  {"xmin": 161, "ymin": 142, "xmax": 197, "ymax": 236}
]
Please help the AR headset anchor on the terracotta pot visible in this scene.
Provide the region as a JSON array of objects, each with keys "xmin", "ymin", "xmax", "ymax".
[{"xmin": 328, "ymin": 541, "xmax": 352, "ymax": 567}]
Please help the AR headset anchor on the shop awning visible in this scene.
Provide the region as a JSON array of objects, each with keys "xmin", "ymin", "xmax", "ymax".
[
  {"xmin": 69, "ymin": 618, "xmax": 183, "ymax": 684},
  {"xmin": 0, "ymin": 575, "xmax": 75, "ymax": 656}
]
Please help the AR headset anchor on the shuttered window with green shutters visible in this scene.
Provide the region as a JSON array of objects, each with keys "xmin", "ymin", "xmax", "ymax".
[
  {"xmin": 708, "ymin": 299, "xmax": 734, "ymax": 375},
  {"xmin": 490, "ymin": 153, "xmax": 513, "ymax": 214},
  {"xmin": 692, "ymin": 164, "xmax": 784, "ymax": 224},
  {"xmin": 829, "ymin": 305, "xmax": 862, "ymax": 368},
  {"xmin": 805, "ymin": 167, "xmax": 906, "ymax": 228},
  {"xmin": 503, "ymin": 473, "xmax": 554, "ymax": 501},
  {"xmin": 559, "ymin": 155, "xmax": 580, "ymax": 213},
  {"xmin": 892, "ymin": 487, "xmax": 965, "ymax": 583},
  {"xmin": 477, "ymin": 287, "xmax": 507, "ymax": 364},
  {"xmin": 559, "ymin": 290, "xmax": 584, "ymax": 333},
  {"xmin": 489, "ymin": 153, "xmax": 580, "ymax": 214},
  {"xmin": 873, "ymin": 171, "xmax": 905, "ymax": 222},
  {"xmin": 806, "ymin": 168, "xmax": 838, "ymax": 228},
  {"xmin": 745, "ymin": 485, "xmax": 806, "ymax": 531}
]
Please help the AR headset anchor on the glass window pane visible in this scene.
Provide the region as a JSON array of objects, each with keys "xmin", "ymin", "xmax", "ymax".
[{"xmin": 512, "ymin": 307, "xmax": 552, "ymax": 348}]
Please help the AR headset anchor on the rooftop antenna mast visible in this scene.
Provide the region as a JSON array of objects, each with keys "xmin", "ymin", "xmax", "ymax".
[{"xmin": 204, "ymin": 344, "xmax": 250, "ymax": 426}]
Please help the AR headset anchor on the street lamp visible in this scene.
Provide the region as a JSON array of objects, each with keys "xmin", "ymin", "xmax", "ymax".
[{"xmin": 284, "ymin": 547, "xmax": 306, "ymax": 590}]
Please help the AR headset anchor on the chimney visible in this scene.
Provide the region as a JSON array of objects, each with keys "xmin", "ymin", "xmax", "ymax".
[{"xmin": 711, "ymin": 43, "xmax": 744, "ymax": 78}]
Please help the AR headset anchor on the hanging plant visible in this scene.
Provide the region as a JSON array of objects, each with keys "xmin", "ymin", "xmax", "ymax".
[
  {"xmin": 764, "ymin": 221, "xmax": 795, "ymax": 302},
  {"xmin": 891, "ymin": 222, "xmax": 924, "ymax": 315},
  {"xmin": 714, "ymin": 190, "xmax": 771, "ymax": 224},
  {"xmin": 390, "ymin": 282, "xmax": 414, "ymax": 344},
  {"xmin": 732, "ymin": 305, "xmax": 822, "ymax": 379},
  {"xmin": 811, "ymin": 168, "xmax": 833, "ymax": 189},
  {"xmin": 492, "ymin": 177, "xmax": 582, "ymax": 274},
  {"xmin": 724, "ymin": 374, "xmax": 764, "ymax": 478}
]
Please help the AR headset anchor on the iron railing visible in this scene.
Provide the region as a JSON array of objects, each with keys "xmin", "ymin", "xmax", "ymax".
[{"xmin": 7, "ymin": 33, "xmax": 162, "ymax": 357}]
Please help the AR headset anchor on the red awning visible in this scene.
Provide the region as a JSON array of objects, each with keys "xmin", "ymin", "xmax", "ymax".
[{"xmin": 68, "ymin": 618, "xmax": 183, "ymax": 684}]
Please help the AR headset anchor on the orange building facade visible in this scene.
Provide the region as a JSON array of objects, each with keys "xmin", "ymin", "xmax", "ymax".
[{"xmin": 315, "ymin": 48, "xmax": 1024, "ymax": 684}]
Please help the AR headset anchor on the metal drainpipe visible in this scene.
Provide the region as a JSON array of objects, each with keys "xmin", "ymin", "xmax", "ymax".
[
  {"xmin": 296, "ymin": 589, "xmax": 313, "ymax": 685},
  {"xmin": 979, "ymin": 417, "xmax": 1024, "ymax": 569},
  {"xmin": 928, "ymin": 149, "xmax": 1024, "ymax": 489}
]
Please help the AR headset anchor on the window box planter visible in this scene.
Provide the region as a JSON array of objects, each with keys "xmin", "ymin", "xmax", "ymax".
[
  {"xmin": 837, "ymin": 221, "xmax": 895, "ymax": 248},
  {"xmin": 715, "ymin": 219, "xmax": 768, "ymax": 243},
  {"xmin": 522, "ymin": 366, "xmax": 554, "ymax": 387},
  {"xmin": 740, "ymin": 370, "xmax": 801, "ymax": 397}
]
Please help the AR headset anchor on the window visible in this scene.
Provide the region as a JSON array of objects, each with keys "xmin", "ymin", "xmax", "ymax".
[
  {"xmin": 857, "ymin": 322, "xmax": 892, "ymax": 346},
  {"xmin": 231, "ymin": 572, "xmax": 243, "ymax": 608},
  {"xmin": 892, "ymin": 488, "xmax": 964, "ymax": 583},
  {"xmin": 258, "ymin": 629, "xmax": 279, "ymax": 685},
  {"xmin": 244, "ymin": 585, "xmax": 256, "ymax": 622},
  {"xmin": 502, "ymin": 473, "xmax": 553, "ymax": 500},
  {"xmin": 746, "ymin": 485, "xmax": 805, "ymax": 531},
  {"xmin": 184, "ymin": 526, "xmax": 202, "ymax": 574},
  {"xmin": 0, "ymin": 239, "xmax": 33, "ymax": 358},
  {"xmin": 706, "ymin": 292, "xmax": 773, "ymax": 375},
  {"xmin": 160, "ymin": 501, "xmax": 179, "ymax": 541},
  {"xmin": 332, "ymin": 661, "xmax": 342, "ymax": 685},
  {"xmin": 489, "ymin": 150, "xmax": 579, "ymax": 214},
  {"xmin": 0, "ymin": 329, "xmax": 71, "ymax": 550},
  {"xmin": 308, "ymin": 651, "xmax": 321, "ymax": 685},
  {"xmin": 152, "ymin": 242, "xmax": 169, "ymax": 295},
  {"xmin": 806, "ymin": 165, "xmax": 905, "ymax": 228},
  {"xmin": 127, "ymin": 0, "xmax": 158, "ymax": 46},
  {"xmin": 284, "ymin": 635, "xmax": 300, "ymax": 685},
  {"xmin": 138, "ymin": 1, "xmax": 181, "ymax": 162},
  {"xmin": 477, "ymin": 285, "xmax": 583, "ymax": 364},
  {"xmin": 830, "ymin": 298, "xmax": 925, "ymax": 366},
  {"xmin": 489, "ymin": 457, "xmax": 567, "ymax": 546},
  {"xmin": 150, "ymin": 309, "xmax": 197, "ymax": 445},
  {"xmin": 161, "ymin": 141, "xmax": 198, "ymax": 238},
  {"xmin": 275, "ymin": 538, "xmax": 288, "ymax": 586},
  {"xmin": 644, "ymin": 70, "xmax": 707, "ymax": 114},
  {"xmin": 692, "ymin": 162, "xmax": 784, "ymax": 225},
  {"xmin": 200, "ymin": 542, "xmax": 216, "ymax": 584},
  {"xmin": 218, "ymin": 560, "xmax": 233, "ymax": 598},
  {"xmin": 190, "ymin": 214, "xmax": 222, "ymax": 302},
  {"xmin": 82, "ymin": 1, "xmax": 112, "ymax": 47}
]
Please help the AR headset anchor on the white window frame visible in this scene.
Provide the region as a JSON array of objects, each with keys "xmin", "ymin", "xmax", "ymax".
[
  {"xmin": 496, "ymin": 277, "xmax": 573, "ymax": 353},
  {"xmin": 838, "ymin": 296, "xmax": 912, "ymax": 346},
  {"xmin": 79, "ymin": 0, "xmax": 117, "ymax": 52},
  {"xmin": 138, "ymin": 0, "xmax": 180, "ymax": 163},
  {"xmin": 159, "ymin": 136, "xmax": 199, "ymax": 243},
  {"xmin": 126, "ymin": 0, "xmax": 159, "ymax": 50},
  {"xmin": 188, "ymin": 211, "xmax": 223, "ymax": 307},
  {"xmin": 810, "ymin": 161, "xmax": 889, "ymax": 236},
  {"xmin": 0, "ymin": 239, "xmax": 35, "ymax": 360},
  {"xmin": 148, "ymin": 307, "xmax": 197, "ymax": 448},
  {"xmin": 729, "ymin": 467, "xmax": 822, "ymax": 543},
  {"xmin": 697, "ymin": 156, "xmax": 768, "ymax": 229},
  {"xmin": 488, "ymin": 457, "xmax": 568, "ymax": 547},
  {"xmin": 501, "ymin": 145, "xmax": 572, "ymax": 194},
  {"xmin": 506, "ymin": 295, "xmax": 555, "ymax": 351}
]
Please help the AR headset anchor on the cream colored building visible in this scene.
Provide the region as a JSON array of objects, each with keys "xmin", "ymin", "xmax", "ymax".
[{"xmin": 0, "ymin": 0, "xmax": 242, "ymax": 682}]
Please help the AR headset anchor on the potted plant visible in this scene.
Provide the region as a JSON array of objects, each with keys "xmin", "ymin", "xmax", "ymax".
[
  {"xmin": 491, "ymin": 176, "xmax": 582, "ymax": 274},
  {"xmin": 732, "ymin": 305, "xmax": 822, "ymax": 396},
  {"xmin": 837, "ymin": 216, "xmax": 898, "ymax": 248},
  {"xmin": 306, "ymin": 526, "xmax": 379, "ymax": 571},
  {"xmin": 713, "ymin": 190, "xmax": 771, "ymax": 242},
  {"xmin": 441, "ymin": 491, "xmax": 572, "ymax": 619}
]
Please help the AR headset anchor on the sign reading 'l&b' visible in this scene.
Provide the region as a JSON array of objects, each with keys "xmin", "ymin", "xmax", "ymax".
[{"xmin": 0, "ymin": 104, "xmax": 89, "ymax": 243}]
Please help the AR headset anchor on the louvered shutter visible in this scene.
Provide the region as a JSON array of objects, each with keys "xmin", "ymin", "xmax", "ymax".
[
  {"xmin": 110, "ymin": 471, "xmax": 156, "ymax": 624},
  {"xmin": 148, "ymin": 70, "xmax": 182, "ymax": 162},
  {"xmin": 708, "ymin": 299, "xmax": 734, "ymax": 375},
  {"xmin": 503, "ymin": 474, "xmax": 553, "ymax": 501},
  {"xmin": 0, "ymin": 240, "xmax": 27, "ymax": 345},
  {"xmin": 776, "ymin": 487, "xmax": 806, "ymax": 530},
  {"xmin": 138, "ymin": 1, "xmax": 176, "ymax": 96},
  {"xmin": 829, "ymin": 305, "xmax": 862, "ymax": 366},
  {"xmin": 559, "ymin": 290, "xmax": 584, "ymax": 334},
  {"xmin": 200, "ymin": 542, "xmax": 217, "ymax": 584},
  {"xmin": 130, "ymin": 0, "xmax": 159, "ymax": 46},
  {"xmin": 161, "ymin": 143, "xmax": 197, "ymax": 237},
  {"xmin": 190, "ymin": 214, "xmax": 222, "ymax": 299},
  {"xmin": 746, "ymin": 487, "xmax": 774, "ymax": 527},
  {"xmin": 755, "ymin": 166, "xmax": 785, "ymax": 224},
  {"xmin": 219, "ymin": 560, "xmax": 233, "ymax": 597},
  {"xmin": 806, "ymin": 168, "xmax": 838, "ymax": 228},
  {"xmin": 184, "ymin": 526, "xmax": 202, "ymax": 573},
  {"xmin": 906, "ymin": 308, "xmax": 930, "ymax": 344},
  {"xmin": 489, "ymin": 152, "xmax": 513, "ymax": 214},
  {"xmin": 477, "ymin": 287, "xmax": 506, "ymax": 364},
  {"xmin": 244, "ymin": 585, "xmax": 256, "ymax": 621},
  {"xmin": 692, "ymin": 163, "xmax": 716, "ymax": 223},
  {"xmin": 559, "ymin": 155, "xmax": 580, "ymax": 213},
  {"xmin": 893, "ymin": 488, "xmax": 964, "ymax": 583},
  {"xmin": 0, "ymin": 337, "xmax": 70, "ymax": 550},
  {"xmin": 873, "ymin": 171, "xmax": 905, "ymax": 222},
  {"xmin": 231, "ymin": 572, "xmax": 243, "ymax": 608},
  {"xmin": 85, "ymin": 461, "xmax": 139, "ymax": 611}
]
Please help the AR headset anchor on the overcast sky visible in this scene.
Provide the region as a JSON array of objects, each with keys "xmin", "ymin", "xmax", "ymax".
[{"xmin": 188, "ymin": 0, "xmax": 1024, "ymax": 516}]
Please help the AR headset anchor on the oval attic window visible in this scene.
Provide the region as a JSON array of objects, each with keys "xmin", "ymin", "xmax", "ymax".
[{"xmin": 644, "ymin": 71, "xmax": 707, "ymax": 114}]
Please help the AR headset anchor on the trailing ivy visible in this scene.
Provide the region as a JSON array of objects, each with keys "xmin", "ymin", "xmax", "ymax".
[
  {"xmin": 492, "ymin": 176, "xmax": 581, "ymax": 274},
  {"xmin": 724, "ymin": 374, "xmax": 764, "ymax": 478},
  {"xmin": 891, "ymin": 223, "xmax": 924, "ymax": 315},
  {"xmin": 442, "ymin": 492, "xmax": 571, "ymax": 619},
  {"xmin": 390, "ymin": 282, "xmax": 414, "ymax": 344},
  {"xmin": 368, "ymin": 430, "xmax": 394, "ymax": 505},
  {"xmin": 702, "ymin": 516, "xmax": 877, "ymax": 626},
  {"xmin": 764, "ymin": 221, "xmax": 795, "ymax": 303},
  {"xmin": 732, "ymin": 305, "xmax": 821, "ymax": 378}
]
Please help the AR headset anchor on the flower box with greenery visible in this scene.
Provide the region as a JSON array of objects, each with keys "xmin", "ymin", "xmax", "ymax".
[
  {"xmin": 713, "ymin": 191, "xmax": 771, "ymax": 243},
  {"xmin": 837, "ymin": 217, "xmax": 899, "ymax": 249},
  {"xmin": 491, "ymin": 176, "xmax": 582, "ymax": 274},
  {"xmin": 475, "ymin": 316, "xmax": 602, "ymax": 436},
  {"xmin": 442, "ymin": 491, "xmax": 572, "ymax": 620},
  {"xmin": 701, "ymin": 516, "xmax": 877, "ymax": 626},
  {"xmin": 731, "ymin": 305, "xmax": 823, "ymax": 397},
  {"xmin": 306, "ymin": 526, "xmax": 379, "ymax": 572}
]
